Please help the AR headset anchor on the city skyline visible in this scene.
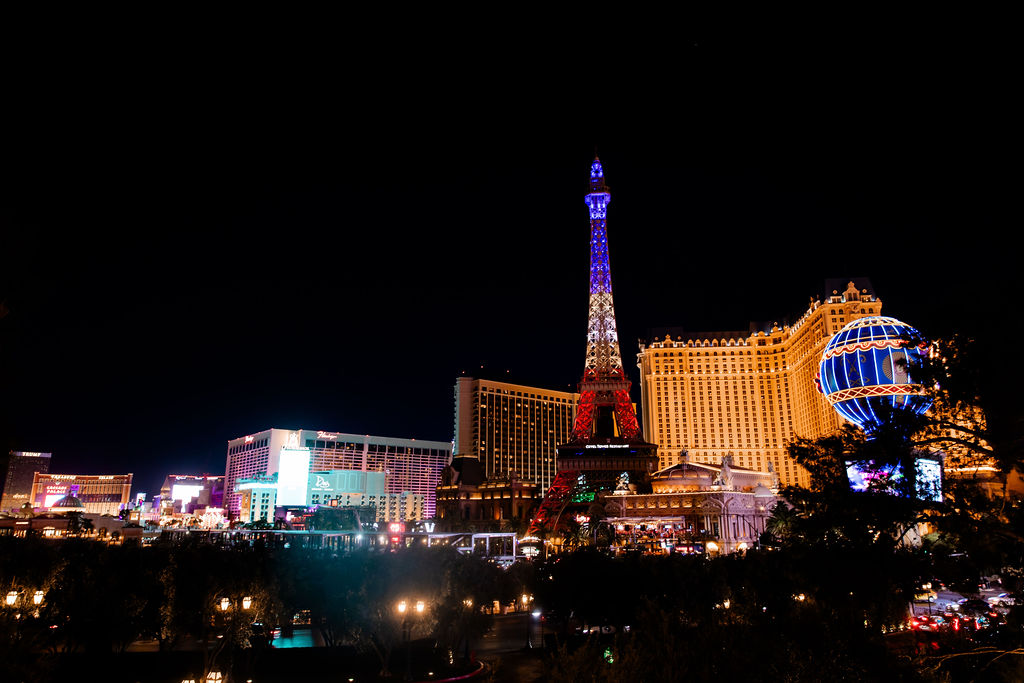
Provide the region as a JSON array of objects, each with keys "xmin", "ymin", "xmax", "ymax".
[{"xmin": 2, "ymin": 37, "xmax": 1014, "ymax": 497}]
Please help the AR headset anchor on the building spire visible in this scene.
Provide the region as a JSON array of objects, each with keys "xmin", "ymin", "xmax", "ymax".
[{"xmin": 572, "ymin": 159, "xmax": 641, "ymax": 442}]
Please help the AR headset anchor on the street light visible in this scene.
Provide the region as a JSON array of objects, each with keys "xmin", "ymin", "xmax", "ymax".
[
  {"xmin": 522, "ymin": 595, "xmax": 533, "ymax": 649},
  {"xmin": 5, "ymin": 591, "xmax": 17, "ymax": 607},
  {"xmin": 33, "ymin": 591, "xmax": 44, "ymax": 606},
  {"xmin": 208, "ymin": 597, "xmax": 255, "ymax": 682},
  {"xmin": 397, "ymin": 599, "xmax": 426, "ymax": 681}
]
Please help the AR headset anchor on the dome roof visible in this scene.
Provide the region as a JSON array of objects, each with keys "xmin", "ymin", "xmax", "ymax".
[
  {"xmin": 50, "ymin": 495, "xmax": 86, "ymax": 510},
  {"xmin": 753, "ymin": 484, "xmax": 774, "ymax": 497}
]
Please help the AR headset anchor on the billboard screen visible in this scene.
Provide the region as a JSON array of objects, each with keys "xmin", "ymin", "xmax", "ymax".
[
  {"xmin": 845, "ymin": 457, "xmax": 942, "ymax": 502},
  {"xmin": 278, "ymin": 447, "xmax": 311, "ymax": 507},
  {"xmin": 170, "ymin": 484, "xmax": 204, "ymax": 502}
]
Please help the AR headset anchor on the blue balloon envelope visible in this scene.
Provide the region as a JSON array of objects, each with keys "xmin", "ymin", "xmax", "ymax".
[{"xmin": 817, "ymin": 316, "xmax": 932, "ymax": 431}]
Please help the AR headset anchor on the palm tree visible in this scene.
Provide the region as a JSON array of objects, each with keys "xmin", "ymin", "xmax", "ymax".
[{"xmin": 764, "ymin": 502, "xmax": 798, "ymax": 544}]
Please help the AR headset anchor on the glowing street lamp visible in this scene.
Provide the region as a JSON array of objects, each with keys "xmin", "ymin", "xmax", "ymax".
[
  {"xmin": 415, "ymin": 600, "xmax": 425, "ymax": 614},
  {"xmin": 33, "ymin": 591, "xmax": 44, "ymax": 606},
  {"xmin": 5, "ymin": 591, "xmax": 17, "ymax": 606},
  {"xmin": 397, "ymin": 599, "xmax": 407, "ymax": 614},
  {"xmin": 220, "ymin": 597, "xmax": 230, "ymax": 612},
  {"xmin": 242, "ymin": 596, "xmax": 252, "ymax": 610}
]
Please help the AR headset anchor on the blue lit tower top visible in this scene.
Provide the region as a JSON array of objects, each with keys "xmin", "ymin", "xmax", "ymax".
[{"xmin": 582, "ymin": 157, "xmax": 622, "ymax": 382}]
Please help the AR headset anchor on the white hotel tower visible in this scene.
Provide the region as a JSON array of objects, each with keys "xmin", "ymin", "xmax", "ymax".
[{"xmin": 223, "ymin": 428, "xmax": 452, "ymax": 518}]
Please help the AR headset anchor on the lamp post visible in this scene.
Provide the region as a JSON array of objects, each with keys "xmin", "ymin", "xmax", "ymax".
[
  {"xmin": 206, "ymin": 595, "xmax": 253, "ymax": 683},
  {"xmin": 397, "ymin": 599, "xmax": 425, "ymax": 681},
  {"xmin": 522, "ymin": 594, "xmax": 533, "ymax": 649},
  {"xmin": 462, "ymin": 599, "xmax": 473, "ymax": 662}
]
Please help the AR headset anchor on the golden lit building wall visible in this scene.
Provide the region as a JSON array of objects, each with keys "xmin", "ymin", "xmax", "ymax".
[
  {"xmin": 637, "ymin": 280, "xmax": 883, "ymax": 487},
  {"xmin": 454, "ymin": 377, "xmax": 579, "ymax": 494},
  {"xmin": 30, "ymin": 473, "xmax": 133, "ymax": 516}
]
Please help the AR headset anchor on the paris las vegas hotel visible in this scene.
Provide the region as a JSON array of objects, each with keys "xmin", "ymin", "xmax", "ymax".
[{"xmin": 637, "ymin": 279, "xmax": 885, "ymax": 487}]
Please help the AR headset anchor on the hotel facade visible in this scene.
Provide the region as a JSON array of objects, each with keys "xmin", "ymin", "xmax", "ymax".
[
  {"xmin": 453, "ymin": 378, "xmax": 579, "ymax": 495},
  {"xmin": 1, "ymin": 451, "xmax": 52, "ymax": 512},
  {"xmin": 30, "ymin": 473, "xmax": 134, "ymax": 516},
  {"xmin": 637, "ymin": 280, "xmax": 884, "ymax": 487},
  {"xmin": 224, "ymin": 428, "xmax": 451, "ymax": 518}
]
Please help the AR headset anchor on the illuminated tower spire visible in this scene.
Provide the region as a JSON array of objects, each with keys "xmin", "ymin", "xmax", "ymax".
[
  {"xmin": 570, "ymin": 157, "xmax": 642, "ymax": 442},
  {"xmin": 582, "ymin": 157, "xmax": 623, "ymax": 382}
]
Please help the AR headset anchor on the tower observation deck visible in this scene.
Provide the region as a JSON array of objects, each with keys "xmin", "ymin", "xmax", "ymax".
[{"xmin": 525, "ymin": 159, "xmax": 658, "ymax": 538}]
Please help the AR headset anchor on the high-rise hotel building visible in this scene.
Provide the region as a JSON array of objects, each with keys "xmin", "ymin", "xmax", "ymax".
[
  {"xmin": 637, "ymin": 280, "xmax": 884, "ymax": 487},
  {"xmin": 453, "ymin": 378, "xmax": 579, "ymax": 494},
  {"xmin": 223, "ymin": 428, "xmax": 452, "ymax": 518},
  {"xmin": 1, "ymin": 451, "xmax": 52, "ymax": 511}
]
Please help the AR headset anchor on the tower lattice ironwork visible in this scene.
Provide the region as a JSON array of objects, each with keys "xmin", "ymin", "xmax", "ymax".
[{"xmin": 525, "ymin": 158, "xmax": 657, "ymax": 539}]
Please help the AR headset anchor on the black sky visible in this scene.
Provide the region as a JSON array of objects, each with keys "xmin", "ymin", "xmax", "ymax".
[{"xmin": 1, "ymin": 31, "xmax": 1017, "ymax": 496}]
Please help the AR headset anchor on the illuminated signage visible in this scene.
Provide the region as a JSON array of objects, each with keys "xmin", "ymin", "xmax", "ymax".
[
  {"xmin": 845, "ymin": 457, "xmax": 942, "ymax": 503},
  {"xmin": 277, "ymin": 446, "xmax": 311, "ymax": 506},
  {"xmin": 312, "ymin": 475, "xmax": 332, "ymax": 491},
  {"xmin": 43, "ymin": 484, "xmax": 68, "ymax": 508},
  {"xmin": 583, "ymin": 444, "xmax": 629, "ymax": 449},
  {"xmin": 317, "ymin": 431, "xmax": 338, "ymax": 440},
  {"xmin": 171, "ymin": 484, "xmax": 204, "ymax": 502},
  {"xmin": 50, "ymin": 475, "xmax": 77, "ymax": 480},
  {"xmin": 245, "ymin": 435, "xmax": 255, "ymax": 443},
  {"xmin": 388, "ymin": 522, "xmax": 405, "ymax": 533}
]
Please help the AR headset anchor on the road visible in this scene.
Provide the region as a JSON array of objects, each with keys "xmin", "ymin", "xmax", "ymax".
[
  {"xmin": 476, "ymin": 612, "xmax": 546, "ymax": 682},
  {"xmin": 911, "ymin": 586, "xmax": 1011, "ymax": 617}
]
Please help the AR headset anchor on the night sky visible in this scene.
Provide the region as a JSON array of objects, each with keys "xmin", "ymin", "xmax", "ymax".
[{"xmin": 1, "ymin": 33, "xmax": 1016, "ymax": 497}]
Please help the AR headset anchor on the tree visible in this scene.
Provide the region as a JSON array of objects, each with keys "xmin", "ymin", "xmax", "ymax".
[{"xmin": 911, "ymin": 335, "xmax": 1024, "ymax": 514}]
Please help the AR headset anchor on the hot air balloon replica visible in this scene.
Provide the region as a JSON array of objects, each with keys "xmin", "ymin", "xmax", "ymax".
[
  {"xmin": 817, "ymin": 315, "xmax": 941, "ymax": 501},
  {"xmin": 818, "ymin": 315, "xmax": 932, "ymax": 430}
]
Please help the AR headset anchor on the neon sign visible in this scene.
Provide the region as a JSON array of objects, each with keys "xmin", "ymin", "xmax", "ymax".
[
  {"xmin": 317, "ymin": 431, "xmax": 338, "ymax": 440},
  {"xmin": 584, "ymin": 444, "xmax": 629, "ymax": 449},
  {"xmin": 245, "ymin": 435, "xmax": 255, "ymax": 443}
]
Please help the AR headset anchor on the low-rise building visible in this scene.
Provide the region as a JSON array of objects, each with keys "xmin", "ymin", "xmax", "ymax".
[
  {"xmin": 435, "ymin": 454, "xmax": 540, "ymax": 531},
  {"xmin": 604, "ymin": 455, "xmax": 779, "ymax": 555},
  {"xmin": 159, "ymin": 474, "xmax": 225, "ymax": 514}
]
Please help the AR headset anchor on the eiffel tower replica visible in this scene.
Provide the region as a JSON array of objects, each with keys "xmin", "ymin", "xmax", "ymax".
[{"xmin": 525, "ymin": 158, "xmax": 658, "ymax": 539}]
